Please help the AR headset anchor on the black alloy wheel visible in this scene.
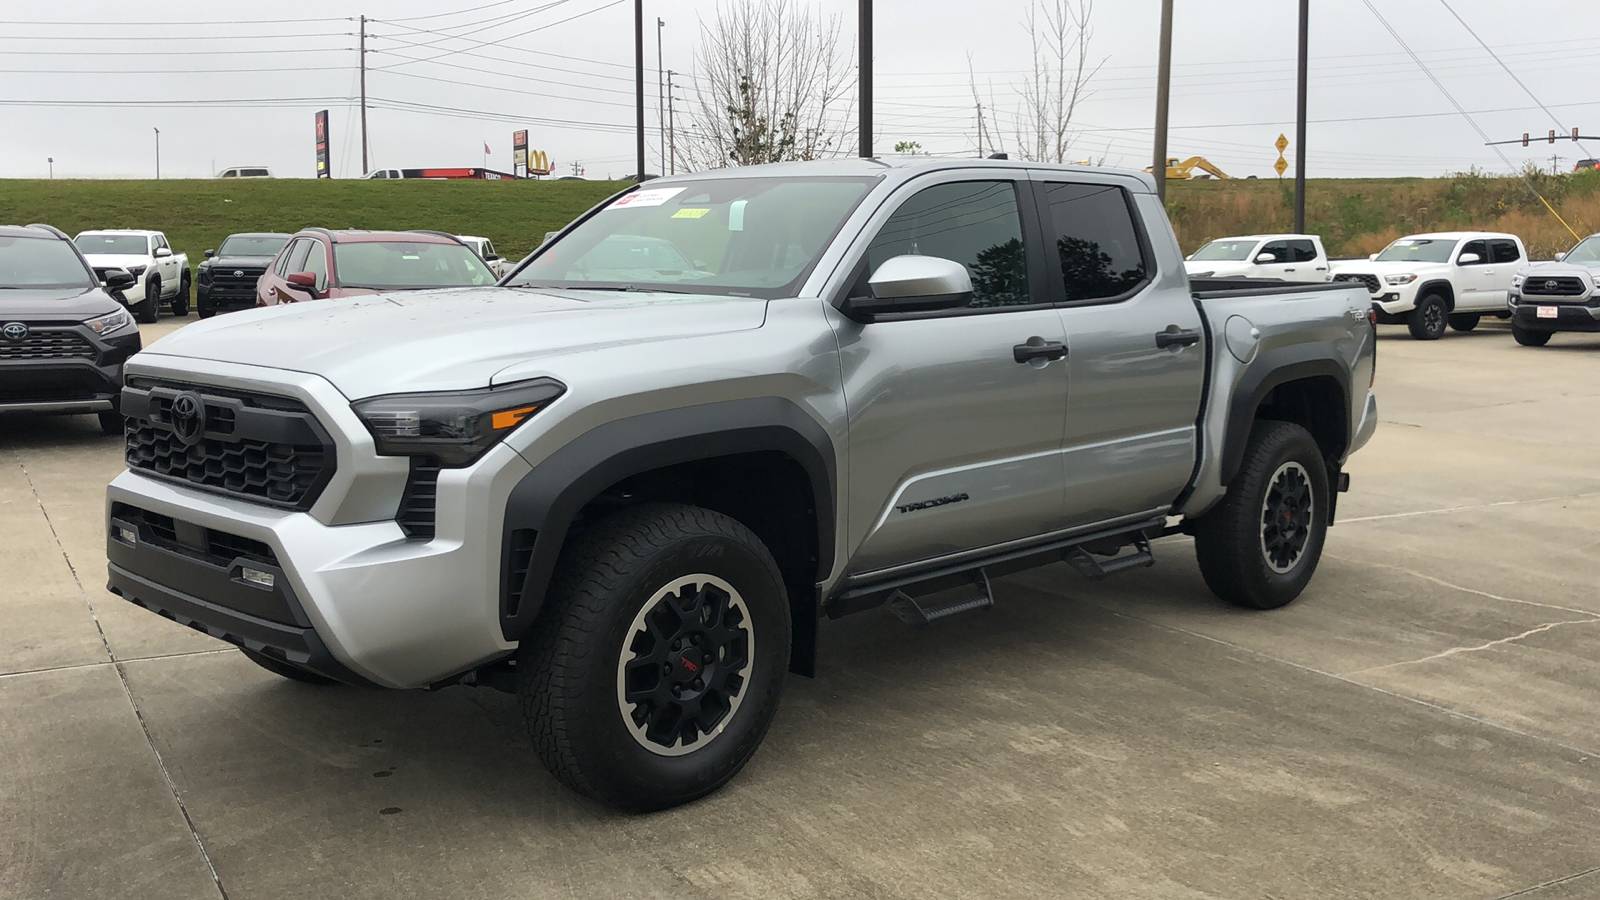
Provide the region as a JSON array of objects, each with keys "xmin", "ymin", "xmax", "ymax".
[
  {"xmin": 1407, "ymin": 294, "xmax": 1448, "ymax": 340},
  {"xmin": 1260, "ymin": 461, "xmax": 1313, "ymax": 574}
]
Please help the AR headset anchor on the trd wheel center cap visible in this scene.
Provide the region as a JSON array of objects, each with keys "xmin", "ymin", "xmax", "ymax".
[{"xmin": 671, "ymin": 647, "xmax": 706, "ymax": 683}]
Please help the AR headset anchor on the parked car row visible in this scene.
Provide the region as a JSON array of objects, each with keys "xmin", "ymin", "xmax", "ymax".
[{"xmin": 1189, "ymin": 227, "xmax": 1600, "ymax": 346}]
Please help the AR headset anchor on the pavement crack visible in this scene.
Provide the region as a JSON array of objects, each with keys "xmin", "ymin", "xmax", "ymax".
[
  {"xmin": 1326, "ymin": 556, "xmax": 1598, "ymax": 617},
  {"xmin": 1339, "ymin": 490, "xmax": 1600, "ymax": 524},
  {"xmin": 16, "ymin": 453, "xmax": 232, "ymax": 900},
  {"xmin": 1346, "ymin": 618, "xmax": 1600, "ymax": 676},
  {"xmin": 1489, "ymin": 864, "xmax": 1600, "ymax": 899}
]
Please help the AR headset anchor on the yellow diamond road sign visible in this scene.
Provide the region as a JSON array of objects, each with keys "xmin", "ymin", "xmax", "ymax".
[
  {"xmin": 1274, "ymin": 156, "xmax": 1289, "ymax": 176},
  {"xmin": 1275, "ymin": 133, "xmax": 1289, "ymax": 154}
]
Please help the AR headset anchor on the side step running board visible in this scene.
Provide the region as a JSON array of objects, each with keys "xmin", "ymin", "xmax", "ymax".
[
  {"xmin": 885, "ymin": 569, "xmax": 994, "ymax": 627},
  {"xmin": 1064, "ymin": 536, "xmax": 1154, "ymax": 581}
]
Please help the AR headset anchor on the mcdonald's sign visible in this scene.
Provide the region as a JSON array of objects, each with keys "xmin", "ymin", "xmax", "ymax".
[{"xmin": 528, "ymin": 150, "xmax": 551, "ymax": 176}]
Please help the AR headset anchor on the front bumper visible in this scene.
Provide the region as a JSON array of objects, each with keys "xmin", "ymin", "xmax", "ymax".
[
  {"xmin": 1510, "ymin": 298, "xmax": 1600, "ymax": 332},
  {"xmin": 0, "ymin": 326, "xmax": 138, "ymax": 414}
]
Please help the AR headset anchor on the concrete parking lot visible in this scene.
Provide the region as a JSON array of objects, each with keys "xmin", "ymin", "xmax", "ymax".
[{"xmin": 4, "ymin": 317, "xmax": 1599, "ymax": 900}]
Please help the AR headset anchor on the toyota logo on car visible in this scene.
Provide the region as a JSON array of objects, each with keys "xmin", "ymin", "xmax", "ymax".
[
  {"xmin": 167, "ymin": 392, "xmax": 208, "ymax": 446},
  {"xmin": 2, "ymin": 322, "xmax": 27, "ymax": 341}
]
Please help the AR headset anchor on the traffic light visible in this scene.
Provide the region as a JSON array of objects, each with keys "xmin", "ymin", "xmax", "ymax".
[
  {"xmin": 1574, "ymin": 127, "xmax": 1582, "ymax": 141},
  {"xmin": 1549, "ymin": 130, "xmax": 1558, "ymax": 144},
  {"xmin": 1522, "ymin": 133, "xmax": 1530, "ymax": 147}
]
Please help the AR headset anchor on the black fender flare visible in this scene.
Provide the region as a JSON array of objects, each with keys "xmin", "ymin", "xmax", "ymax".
[
  {"xmin": 1220, "ymin": 344, "xmax": 1351, "ymax": 486},
  {"xmin": 498, "ymin": 397, "xmax": 837, "ymax": 644},
  {"xmin": 1415, "ymin": 279, "xmax": 1454, "ymax": 310}
]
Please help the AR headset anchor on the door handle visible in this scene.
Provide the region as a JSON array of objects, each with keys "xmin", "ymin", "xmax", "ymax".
[
  {"xmin": 1284, "ymin": 268, "xmax": 1296, "ymax": 272},
  {"xmin": 1155, "ymin": 326, "xmax": 1201, "ymax": 349},
  {"xmin": 1013, "ymin": 336, "xmax": 1067, "ymax": 363}
]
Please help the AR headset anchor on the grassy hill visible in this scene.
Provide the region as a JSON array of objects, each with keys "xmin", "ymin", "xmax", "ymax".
[{"xmin": 4, "ymin": 168, "xmax": 1598, "ymax": 275}]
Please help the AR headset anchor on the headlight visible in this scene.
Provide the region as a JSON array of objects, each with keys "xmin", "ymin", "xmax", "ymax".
[
  {"xmin": 352, "ymin": 379, "xmax": 565, "ymax": 467},
  {"xmin": 1385, "ymin": 273, "xmax": 1417, "ymax": 285},
  {"xmin": 83, "ymin": 309, "xmax": 134, "ymax": 336},
  {"xmin": 197, "ymin": 265, "xmax": 212, "ymax": 284},
  {"xmin": 127, "ymin": 265, "xmax": 147, "ymax": 279},
  {"xmin": 1511, "ymin": 274, "xmax": 1525, "ymax": 287}
]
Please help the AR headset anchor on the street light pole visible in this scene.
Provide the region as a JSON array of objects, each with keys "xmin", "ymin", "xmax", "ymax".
[
  {"xmin": 1294, "ymin": 0, "xmax": 1308, "ymax": 233},
  {"xmin": 635, "ymin": 0, "xmax": 646, "ymax": 179},
  {"xmin": 154, "ymin": 127, "xmax": 160, "ymax": 180},
  {"xmin": 859, "ymin": 0, "xmax": 873, "ymax": 157},
  {"xmin": 657, "ymin": 17, "xmax": 666, "ymax": 176},
  {"xmin": 47, "ymin": 157, "xmax": 53, "ymax": 179},
  {"xmin": 1152, "ymin": 0, "xmax": 1173, "ymax": 203}
]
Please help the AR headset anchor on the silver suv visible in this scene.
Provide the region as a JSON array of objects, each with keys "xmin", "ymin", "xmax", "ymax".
[{"xmin": 106, "ymin": 158, "xmax": 1377, "ymax": 810}]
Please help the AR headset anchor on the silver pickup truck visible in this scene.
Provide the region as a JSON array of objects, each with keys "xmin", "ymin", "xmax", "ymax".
[{"xmin": 104, "ymin": 158, "xmax": 1377, "ymax": 810}]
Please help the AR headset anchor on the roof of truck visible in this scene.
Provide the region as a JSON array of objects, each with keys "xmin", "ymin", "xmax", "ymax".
[
  {"xmin": 291, "ymin": 228, "xmax": 461, "ymax": 245},
  {"xmin": 1209, "ymin": 233, "xmax": 1322, "ymax": 241},
  {"xmin": 74, "ymin": 229, "xmax": 162, "ymax": 236},
  {"xmin": 1397, "ymin": 231, "xmax": 1521, "ymax": 241},
  {"xmin": 0, "ymin": 224, "xmax": 65, "ymax": 240}
]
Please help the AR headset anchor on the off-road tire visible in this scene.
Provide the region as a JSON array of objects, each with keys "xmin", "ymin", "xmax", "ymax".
[
  {"xmin": 137, "ymin": 275, "xmax": 161, "ymax": 323},
  {"xmin": 97, "ymin": 410, "xmax": 124, "ymax": 436},
  {"xmin": 1407, "ymin": 294, "xmax": 1448, "ymax": 340},
  {"xmin": 240, "ymin": 648, "xmax": 339, "ymax": 686},
  {"xmin": 1447, "ymin": 313, "xmax": 1480, "ymax": 332},
  {"xmin": 1193, "ymin": 420, "xmax": 1329, "ymax": 610},
  {"xmin": 1512, "ymin": 324, "xmax": 1552, "ymax": 347},
  {"xmin": 517, "ymin": 503, "xmax": 790, "ymax": 811},
  {"xmin": 170, "ymin": 271, "xmax": 190, "ymax": 317}
]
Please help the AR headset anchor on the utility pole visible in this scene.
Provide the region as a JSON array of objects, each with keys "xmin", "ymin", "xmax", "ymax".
[
  {"xmin": 1152, "ymin": 0, "xmax": 1173, "ymax": 202},
  {"xmin": 153, "ymin": 128, "xmax": 160, "ymax": 180},
  {"xmin": 635, "ymin": 0, "xmax": 646, "ymax": 179},
  {"xmin": 859, "ymin": 0, "xmax": 872, "ymax": 157},
  {"xmin": 1294, "ymin": 0, "xmax": 1308, "ymax": 233},
  {"xmin": 657, "ymin": 18, "xmax": 666, "ymax": 176},
  {"xmin": 667, "ymin": 69, "xmax": 677, "ymax": 175},
  {"xmin": 359, "ymin": 15, "xmax": 369, "ymax": 175},
  {"xmin": 1551, "ymin": 155, "xmax": 1564, "ymax": 175}
]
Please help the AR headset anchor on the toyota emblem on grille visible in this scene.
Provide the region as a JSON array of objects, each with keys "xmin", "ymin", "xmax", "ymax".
[
  {"xmin": 1545, "ymin": 280, "xmax": 1560, "ymax": 290},
  {"xmin": 1, "ymin": 322, "xmax": 27, "ymax": 341},
  {"xmin": 168, "ymin": 392, "xmax": 207, "ymax": 446},
  {"xmin": 233, "ymin": 269, "xmax": 245, "ymax": 278}
]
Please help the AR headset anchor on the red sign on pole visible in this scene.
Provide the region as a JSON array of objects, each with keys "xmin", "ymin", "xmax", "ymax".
[
  {"xmin": 512, "ymin": 130, "xmax": 529, "ymax": 179},
  {"xmin": 315, "ymin": 110, "xmax": 330, "ymax": 178}
]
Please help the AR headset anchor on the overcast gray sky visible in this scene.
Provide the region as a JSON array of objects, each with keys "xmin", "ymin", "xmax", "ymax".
[{"xmin": 2, "ymin": 0, "xmax": 1597, "ymax": 180}]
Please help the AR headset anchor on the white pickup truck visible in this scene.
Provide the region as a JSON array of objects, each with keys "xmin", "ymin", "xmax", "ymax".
[
  {"xmin": 1184, "ymin": 234, "xmax": 1331, "ymax": 283},
  {"xmin": 455, "ymin": 234, "xmax": 511, "ymax": 279},
  {"xmin": 74, "ymin": 229, "xmax": 190, "ymax": 323},
  {"xmin": 1331, "ymin": 232, "xmax": 1526, "ymax": 340}
]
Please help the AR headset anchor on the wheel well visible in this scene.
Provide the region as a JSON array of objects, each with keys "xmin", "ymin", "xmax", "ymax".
[
  {"xmin": 1255, "ymin": 375, "xmax": 1347, "ymax": 465},
  {"xmin": 578, "ymin": 450, "xmax": 821, "ymax": 675},
  {"xmin": 1419, "ymin": 280, "xmax": 1454, "ymax": 311}
]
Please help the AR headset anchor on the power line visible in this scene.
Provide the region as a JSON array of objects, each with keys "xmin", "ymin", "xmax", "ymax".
[
  {"xmin": 0, "ymin": 96, "xmax": 355, "ymax": 108},
  {"xmin": 380, "ymin": 0, "xmax": 537, "ymax": 23},
  {"xmin": 0, "ymin": 46, "xmax": 354, "ymax": 56},
  {"xmin": 0, "ymin": 16, "xmax": 352, "ymax": 26},
  {"xmin": 371, "ymin": 0, "xmax": 625, "ymax": 71},
  {"xmin": 0, "ymin": 31, "xmax": 353, "ymax": 41},
  {"xmin": 368, "ymin": 0, "xmax": 582, "ymax": 55}
]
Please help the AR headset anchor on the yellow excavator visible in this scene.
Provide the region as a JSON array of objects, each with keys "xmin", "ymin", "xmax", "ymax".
[{"xmin": 1143, "ymin": 156, "xmax": 1231, "ymax": 180}]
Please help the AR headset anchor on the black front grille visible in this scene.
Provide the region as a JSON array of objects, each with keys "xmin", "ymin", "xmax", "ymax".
[
  {"xmin": 208, "ymin": 266, "xmax": 266, "ymax": 297},
  {"xmin": 1521, "ymin": 276, "xmax": 1588, "ymax": 297},
  {"xmin": 396, "ymin": 457, "xmax": 442, "ymax": 540},
  {"xmin": 111, "ymin": 501, "xmax": 278, "ymax": 567},
  {"xmin": 1334, "ymin": 273, "xmax": 1381, "ymax": 294},
  {"xmin": 0, "ymin": 329, "xmax": 96, "ymax": 361},
  {"xmin": 121, "ymin": 380, "xmax": 335, "ymax": 510}
]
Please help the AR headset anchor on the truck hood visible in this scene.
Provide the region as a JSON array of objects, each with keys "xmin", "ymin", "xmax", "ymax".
[
  {"xmin": 139, "ymin": 287, "xmax": 770, "ymax": 399},
  {"xmin": 0, "ymin": 287, "xmax": 124, "ymax": 321},
  {"xmin": 1516, "ymin": 262, "xmax": 1599, "ymax": 282},
  {"xmin": 200, "ymin": 254, "xmax": 277, "ymax": 268},
  {"xmin": 81, "ymin": 253, "xmax": 153, "ymax": 269}
]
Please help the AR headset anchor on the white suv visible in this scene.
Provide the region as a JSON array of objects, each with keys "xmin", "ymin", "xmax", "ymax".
[{"xmin": 1332, "ymin": 232, "xmax": 1526, "ymax": 340}]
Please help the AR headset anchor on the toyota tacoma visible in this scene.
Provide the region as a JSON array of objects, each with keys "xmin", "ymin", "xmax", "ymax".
[
  {"xmin": 104, "ymin": 158, "xmax": 1378, "ymax": 810},
  {"xmin": 1505, "ymin": 232, "xmax": 1600, "ymax": 346},
  {"xmin": 1331, "ymin": 231, "xmax": 1525, "ymax": 340}
]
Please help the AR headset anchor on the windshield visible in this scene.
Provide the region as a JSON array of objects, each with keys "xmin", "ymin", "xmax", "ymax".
[
  {"xmin": 508, "ymin": 175, "xmax": 880, "ymax": 298},
  {"xmin": 75, "ymin": 233, "xmax": 148, "ymax": 255},
  {"xmin": 0, "ymin": 236, "xmax": 94, "ymax": 289},
  {"xmin": 219, "ymin": 235, "xmax": 289, "ymax": 257},
  {"xmin": 333, "ymin": 241, "xmax": 497, "ymax": 290},
  {"xmin": 1376, "ymin": 238, "xmax": 1458, "ymax": 263},
  {"xmin": 1563, "ymin": 235, "xmax": 1600, "ymax": 267},
  {"xmin": 1189, "ymin": 239, "xmax": 1259, "ymax": 262}
]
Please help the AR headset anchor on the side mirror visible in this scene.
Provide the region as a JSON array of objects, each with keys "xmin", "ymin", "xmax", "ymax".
[
  {"xmin": 204, "ymin": 249, "xmax": 215, "ymax": 259},
  {"xmin": 1457, "ymin": 252, "xmax": 1481, "ymax": 265},
  {"xmin": 284, "ymin": 271, "xmax": 321, "ymax": 300},
  {"xmin": 840, "ymin": 255, "xmax": 973, "ymax": 322},
  {"xmin": 1254, "ymin": 252, "xmax": 1277, "ymax": 264},
  {"xmin": 101, "ymin": 268, "xmax": 137, "ymax": 291},
  {"xmin": 486, "ymin": 253, "xmax": 500, "ymax": 261},
  {"xmin": 1368, "ymin": 253, "xmax": 1378, "ymax": 261},
  {"xmin": 1555, "ymin": 252, "xmax": 1567, "ymax": 262},
  {"xmin": 153, "ymin": 247, "xmax": 172, "ymax": 258},
  {"xmin": 543, "ymin": 231, "xmax": 561, "ymax": 245}
]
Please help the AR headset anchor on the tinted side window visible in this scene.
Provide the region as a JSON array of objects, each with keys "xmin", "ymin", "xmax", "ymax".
[
  {"xmin": 1289, "ymin": 240, "xmax": 1318, "ymax": 262},
  {"xmin": 1459, "ymin": 239, "xmax": 1489, "ymax": 265},
  {"xmin": 866, "ymin": 181, "xmax": 1030, "ymax": 309},
  {"xmin": 285, "ymin": 239, "xmax": 314, "ymax": 273},
  {"xmin": 221, "ymin": 170, "xmax": 237, "ymax": 178},
  {"xmin": 1258, "ymin": 240, "xmax": 1289, "ymax": 262},
  {"xmin": 1040, "ymin": 182, "xmax": 1149, "ymax": 302},
  {"xmin": 302, "ymin": 240, "xmax": 329, "ymax": 290},
  {"xmin": 274, "ymin": 239, "xmax": 302, "ymax": 277},
  {"xmin": 1491, "ymin": 239, "xmax": 1521, "ymax": 263}
]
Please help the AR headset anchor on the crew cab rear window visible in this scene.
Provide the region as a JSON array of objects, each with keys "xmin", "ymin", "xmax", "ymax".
[
  {"xmin": 866, "ymin": 181, "xmax": 1030, "ymax": 309},
  {"xmin": 1490, "ymin": 239, "xmax": 1521, "ymax": 264},
  {"xmin": 1039, "ymin": 182, "xmax": 1149, "ymax": 302},
  {"xmin": 1289, "ymin": 240, "xmax": 1318, "ymax": 262}
]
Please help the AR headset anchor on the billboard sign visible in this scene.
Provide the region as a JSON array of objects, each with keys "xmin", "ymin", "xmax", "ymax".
[
  {"xmin": 315, "ymin": 110, "xmax": 330, "ymax": 179},
  {"xmin": 512, "ymin": 130, "xmax": 528, "ymax": 179}
]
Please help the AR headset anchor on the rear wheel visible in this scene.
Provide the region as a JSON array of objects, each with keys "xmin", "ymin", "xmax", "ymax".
[
  {"xmin": 518, "ymin": 503, "xmax": 790, "ymax": 811},
  {"xmin": 170, "ymin": 271, "xmax": 190, "ymax": 317},
  {"xmin": 1447, "ymin": 313, "xmax": 1480, "ymax": 332},
  {"xmin": 137, "ymin": 275, "xmax": 161, "ymax": 323},
  {"xmin": 1512, "ymin": 324, "xmax": 1553, "ymax": 347},
  {"xmin": 1193, "ymin": 420, "xmax": 1329, "ymax": 610},
  {"xmin": 240, "ymin": 648, "xmax": 339, "ymax": 685},
  {"xmin": 1407, "ymin": 294, "xmax": 1448, "ymax": 340}
]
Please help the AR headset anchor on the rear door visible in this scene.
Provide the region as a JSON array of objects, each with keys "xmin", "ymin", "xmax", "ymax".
[
  {"xmin": 836, "ymin": 173, "xmax": 1071, "ymax": 574},
  {"xmin": 1286, "ymin": 238, "xmax": 1327, "ymax": 282},
  {"xmin": 1485, "ymin": 238, "xmax": 1523, "ymax": 306},
  {"xmin": 152, "ymin": 233, "xmax": 180, "ymax": 287},
  {"xmin": 1032, "ymin": 175, "xmax": 1206, "ymax": 529}
]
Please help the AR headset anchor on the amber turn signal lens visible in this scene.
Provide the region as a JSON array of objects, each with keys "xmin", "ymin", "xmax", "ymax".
[{"xmin": 491, "ymin": 406, "xmax": 538, "ymax": 430}]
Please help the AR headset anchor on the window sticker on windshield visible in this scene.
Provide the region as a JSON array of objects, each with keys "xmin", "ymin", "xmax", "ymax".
[
  {"xmin": 671, "ymin": 208, "xmax": 709, "ymax": 219},
  {"xmin": 403, "ymin": 255, "xmax": 420, "ymax": 260},
  {"xmin": 610, "ymin": 187, "xmax": 685, "ymax": 209}
]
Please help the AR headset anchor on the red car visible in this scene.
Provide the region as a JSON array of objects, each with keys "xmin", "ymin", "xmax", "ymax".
[{"xmin": 256, "ymin": 228, "xmax": 498, "ymax": 306}]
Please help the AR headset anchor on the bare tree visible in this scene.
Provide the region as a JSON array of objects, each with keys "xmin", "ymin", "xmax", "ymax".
[
  {"xmin": 1012, "ymin": 0, "xmax": 1103, "ymax": 163},
  {"xmin": 684, "ymin": 0, "xmax": 855, "ymax": 170}
]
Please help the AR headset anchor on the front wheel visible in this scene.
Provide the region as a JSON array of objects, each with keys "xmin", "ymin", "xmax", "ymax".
[
  {"xmin": 1407, "ymin": 294, "xmax": 1448, "ymax": 340},
  {"xmin": 137, "ymin": 276, "xmax": 161, "ymax": 323},
  {"xmin": 1193, "ymin": 420, "xmax": 1329, "ymax": 610},
  {"xmin": 1512, "ymin": 324, "xmax": 1553, "ymax": 347},
  {"xmin": 1447, "ymin": 313, "xmax": 1480, "ymax": 332},
  {"xmin": 518, "ymin": 503, "xmax": 790, "ymax": 811}
]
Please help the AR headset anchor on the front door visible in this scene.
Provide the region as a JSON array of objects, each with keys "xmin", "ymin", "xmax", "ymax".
[
  {"xmin": 836, "ymin": 174, "xmax": 1069, "ymax": 574},
  {"xmin": 1456, "ymin": 238, "xmax": 1493, "ymax": 311},
  {"xmin": 1033, "ymin": 176, "xmax": 1206, "ymax": 529}
]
